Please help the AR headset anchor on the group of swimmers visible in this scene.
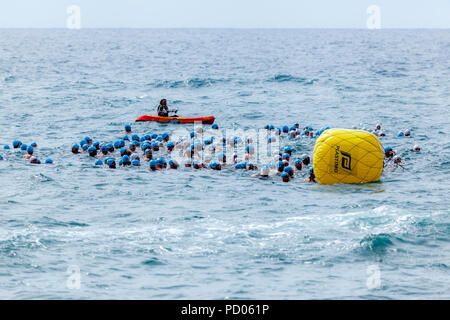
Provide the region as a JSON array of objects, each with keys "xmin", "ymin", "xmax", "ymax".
[
  {"xmin": 69, "ymin": 123, "xmax": 317, "ymax": 182},
  {"xmin": 1, "ymin": 122, "xmax": 420, "ymax": 183},
  {"xmin": 1, "ymin": 140, "xmax": 53, "ymax": 164}
]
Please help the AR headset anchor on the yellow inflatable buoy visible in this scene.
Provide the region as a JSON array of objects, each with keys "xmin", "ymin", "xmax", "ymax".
[{"xmin": 313, "ymin": 128, "xmax": 384, "ymax": 185}]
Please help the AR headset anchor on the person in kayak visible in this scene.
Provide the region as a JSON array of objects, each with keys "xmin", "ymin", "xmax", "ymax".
[{"xmin": 157, "ymin": 99, "xmax": 177, "ymax": 117}]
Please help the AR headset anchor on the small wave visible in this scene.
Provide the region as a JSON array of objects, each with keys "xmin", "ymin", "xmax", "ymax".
[
  {"xmin": 142, "ymin": 257, "xmax": 165, "ymax": 266},
  {"xmin": 268, "ymin": 74, "xmax": 318, "ymax": 85},
  {"xmin": 4, "ymin": 75, "xmax": 16, "ymax": 82},
  {"xmin": 149, "ymin": 77, "xmax": 230, "ymax": 89},
  {"xmin": 359, "ymin": 233, "xmax": 395, "ymax": 254}
]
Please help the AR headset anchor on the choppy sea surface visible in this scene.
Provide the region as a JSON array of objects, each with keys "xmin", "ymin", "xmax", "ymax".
[{"xmin": 0, "ymin": 29, "xmax": 449, "ymax": 299}]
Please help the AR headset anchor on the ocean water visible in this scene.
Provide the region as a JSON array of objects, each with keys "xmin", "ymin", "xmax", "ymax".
[{"xmin": 0, "ymin": 29, "xmax": 449, "ymax": 299}]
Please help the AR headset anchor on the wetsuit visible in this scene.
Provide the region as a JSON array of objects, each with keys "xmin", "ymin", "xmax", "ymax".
[{"xmin": 157, "ymin": 104, "xmax": 169, "ymax": 117}]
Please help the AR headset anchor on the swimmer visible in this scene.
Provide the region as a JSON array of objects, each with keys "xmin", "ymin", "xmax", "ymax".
[
  {"xmin": 21, "ymin": 144, "xmax": 28, "ymax": 151},
  {"xmin": 124, "ymin": 124, "xmax": 132, "ymax": 133},
  {"xmin": 277, "ymin": 160, "xmax": 285, "ymax": 173},
  {"xmin": 88, "ymin": 146, "xmax": 97, "ymax": 157},
  {"xmin": 131, "ymin": 160, "xmax": 140, "ymax": 166},
  {"xmin": 167, "ymin": 142, "xmax": 175, "ymax": 152},
  {"xmin": 100, "ymin": 145, "xmax": 108, "ymax": 155},
  {"xmin": 72, "ymin": 144, "xmax": 81, "ymax": 154},
  {"xmin": 256, "ymin": 165, "xmax": 270, "ymax": 178},
  {"xmin": 375, "ymin": 124, "xmax": 381, "ymax": 131},
  {"xmin": 45, "ymin": 158, "xmax": 53, "ymax": 164},
  {"xmin": 305, "ymin": 168, "xmax": 316, "ymax": 183},
  {"xmin": 31, "ymin": 142, "xmax": 37, "ymax": 148},
  {"xmin": 3, "ymin": 145, "xmax": 10, "ymax": 150},
  {"xmin": 23, "ymin": 146, "xmax": 34, "ymax": 159},
  {"xmin": 294, "ymin": 159, "xmax": 302, "ymax": 171},
  {"xmin": 149, "ymin": 160, "xmax": 157, "ymax": 171},
  {"xmin": 144, "ymin": 149, "xmax": 153, "ymax": 161},
  {"xmin": 95, "ymin": 159, "xmax": 103, "ymax": 166},
  {"xmin": 168, "ymin": 159, "xmax": 179, "ymax": 169},
  {"xmin": 393, "ymin": 155, "xmax": 405, "ymax": 167},
  {"xmin": 156, "ymin": 158, "xmax": 167, "ymax": 169},
  {"xmin": 246, "ymin": 163, "xmax": 258, "ymax": 170},
  {"xmin": 281, "ymin": 172, "xmax": 290, "ymax": 182},
  {"xmin": 212, "ymin": 124, "xmax": 219, "ymax": 130},
  {"xmin": 284, "ymin": 166, "xmax": 294, "ymax": 177},
  {"xmin": 301, "ymin": 154, "xmax": 311, "ymax": 166},
  {"xmin": 284, "ymin": 146, "xmax": 292, "ymax": 156},
  {"xmin": 93, "ymin": 141, "xmax": 100, "ymax": 150},
  {"xmin": 122, "ymin": 155, "xmax": 131, "ymax": 166},
  {"xmin": 129, "ymin": 142, "xmax": 137, "ymax": 153},
  {"xmin": 0, "ymin": 155, "xmax": 3, "ymax": 160},
  {"xmin": 30, "ymin": 156, "xmax": 41, "ymax": 164},
  {"xmin": 404, "ymin": 129, "xmax": 411, "ymax": 136},
  {"xmin": 209, "ymin": 161, "xmax": 221, "ymax": 171},
  {"xmin": 384, "ymin": 146, "xmax": 396, "ymax": 159},
  {"xmin": 107, "ymin": 159, "xmax": 116, "ymax": 169},
  {"xmin": 413, "ymin": 145, "xmax": 421, "ymax": 152},
  {"xmin": 192, "ymin": 160, "xmax": 204, "ymax": 169}
]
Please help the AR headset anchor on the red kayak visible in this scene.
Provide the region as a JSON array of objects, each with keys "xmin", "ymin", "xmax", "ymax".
[{"xmin": 135, "ymin": 115, "xmax": 215, "ymax": 124}]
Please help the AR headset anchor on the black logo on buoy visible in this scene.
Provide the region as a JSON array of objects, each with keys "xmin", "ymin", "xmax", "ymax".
[{"xmin": 341, "ymin": 151, "xmax": 352, "ymax": 170}]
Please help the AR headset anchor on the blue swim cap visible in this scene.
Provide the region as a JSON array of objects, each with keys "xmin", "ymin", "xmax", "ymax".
[
  {"xmin": 308, "ymin": 167, "xmax": 314, "ymax": 174},
  {"xmin": 100, "ymin": 145, "xmax": 108, "ymax": 153},
  {"xmin": 209, "ymin": 161, "xmax": 219, "ymax": 169},
  {"xmin": 12, "ymin": 140, "xmax": 22, "ymax": 148},
  {"xmin": 93, "ymin": 141, "xmax": 100, "ymax": 148},
  {"xmin": 131, "ymin": 159, "xmax": 140, "ymax": 166},
  {"xmin": 82, "ymin": 144, "xmax": 89, "ymax": 151},
  {"xmin": 282, "ymin": 125, "xmax": 289, "ymax": 133},
  {"xmin": 118, "ymin": 159, "xmax": 123, "ymax": 166},
  {"xmin": 235, "ymin": 162, "xmax": 247, "ymax": 169},
  {"xmin": 113, "ymin": 140, "xmax": 121, "ymax": 149},
  {"xmin": 95, "ymin": 159, "xmax": 103, "ymax": 166},
  {"xmin": 21, "ymin": 144, "xmax": 28, "ymax": 151},
  {"xmin": 281, "ymin": 172, "xmax": 289, "ymax": 179},
  {"xmin": 161, "ymin": 132, "xmax": 169, "ymax": 140},
  {"xmin": 264, "ymin": 124, "xmax": 270, "ymax": 130},
  {"xmin": 27, "ymin": 146, "xmax": 34, "ymax": 154},
  {"xmin": 125, "ymin": 124, "xmax": 132, "ymax": 132},
  {"xmin": 45, "ymin": 158, "xmax": 53, "ymax": 164},
  {"xmin": 284, "ymin": 146, "xmax": 292, "ymax": 153},
  {"xmin": 269, "ymin": 124, "xmax": 275, "ymax": 130},
  {"xmin": 277, "ymin": 160, "xmax": 284, "ymax": 168},
  {"xmin": 0, "ymin": 155, "xmax": 3, "ymax": 160},
  {"xmin": 31, "ymin": 142, "xmax": 37, "ymax": 147},
  {"xmin": 80, "ymin": 139, "xmax": 87, "ymax": 146},
  {"xmin": 190, "ymin": 131, "xmax": 195, "ymax": 138},
  {"xmin": 150, "ymin": 133, "xmax": 158, "ymax": 140},
  {"xmin": 3, "ymin": 145, "xmax": 10, "ymax": 150},
  {"xmin": 384, "ymin": 146, "xmax": 392, "ymax": 153},
  {"xmin": 104, "ymin": 157, "xmax": 111, "ymax": 164},
  {"xmin": 143, "ymin": 134, "xmax": 150, "ymax": 141},
  {"xmin": 397, "ymin": 131, "xmax": 404, "ymax": 137},
  {"xmin": 167, "ymin": 141, "xmax": 175, "ymax": 148},
  {"xmin": 107, "ymin": 159, "xmax": 115, "ymax": 166},
  {"xmin": 72, "ymin": 143, "xmax": 80, "ymax": 150},
  {"xmin": 131, "ymin": 134, "xmax": 140, "ymax": 141},
  {"xmin": 282, "ymin": 153, "xmax": 290, "ymax": 160},
  {"xmin": 149, "ymin": 159, "xmax": 157, "ymax": 168},
  {"xmin": 139, "ymin": 136, "xmax": 146, "ymax": 143},
  {"xmin": 156, "ymin": 136, "xmax": 163, "ymax": 142},
  {"xmin": 212, "ymin": 123, "xmax": 219, "ymax": 129},
  {"xmin": 294, "ymin": 159, "xmax": 302, "ymax": 164},
  {"xmin": 141, "ymin": 142, "xmax": 150, "ymax": 151},
  {"xmin": 284, "ymin": 166, "xmax": 293, "ymax": 173},
  {"xmin": 120, "ymin": 147, "xmax": 127, "ymax": 156},
  {"xmin": 84, "ymin": 136, "xmax": 92, "ymax": 143},
  {"xmin": 122, "ymin": 155, "xmax": 131, "ymax": 164},
  {"xmin": 88, "ymin": 146, "xmax": 96, "ymax": 154},
  {"xmin": 156, "ymin": 158, "xmax": 166, "ymax": 166}
]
